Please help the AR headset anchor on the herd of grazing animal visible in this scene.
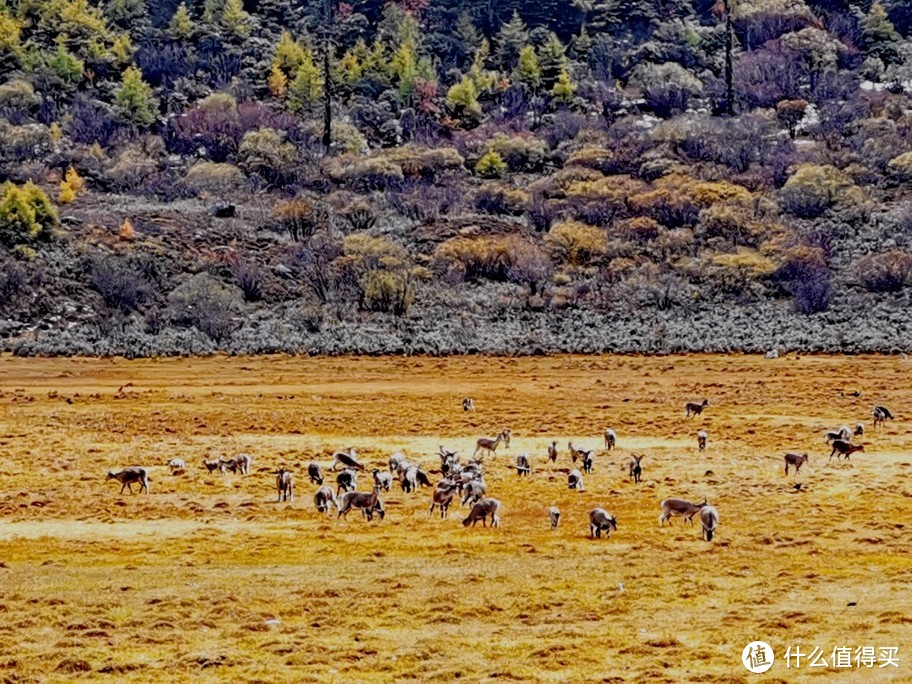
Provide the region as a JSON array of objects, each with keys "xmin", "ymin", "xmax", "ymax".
[{"xmin": 104, "ymin": 395, "xmax": 895, "ymax": 543}]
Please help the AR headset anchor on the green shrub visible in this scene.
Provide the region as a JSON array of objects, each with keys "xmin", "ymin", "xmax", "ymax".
[
  {"xmin": 475, "ymin": 149, "xmax": 507, "ymax": 178},
  {"xmin": 0, "ymin": 182, "xmax": 59, "ymax": 247}
]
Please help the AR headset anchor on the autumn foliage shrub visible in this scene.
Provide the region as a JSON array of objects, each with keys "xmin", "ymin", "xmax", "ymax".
[
  {"xmin": 271, "ymin": 198, "xmax": 328, "ymax": 242},
  {"xmin": 545, "ymin": 220, "xmax": 606, "ymax": 267}
]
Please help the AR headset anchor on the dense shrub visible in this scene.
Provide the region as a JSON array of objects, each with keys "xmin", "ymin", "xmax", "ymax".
[
  {"xmin": 324, "ymin": 156, "xmax": 405, "ymax": 191},
  {"xmin": 772, "ymin": 246, "xmax": 832, "ymax": 314},
  {"xmin": 184, "ymin": 162, "xmax": 245, "ymax": 195},
  {"xmin": 474, "ymin": 182, "xmax": 530, "ymax": 215},
  {"xmin": 88, "ymin": 255, "xmax": 150, "ymax": 313},
  {"xmin": 485, "ymin": 134, "xmax": 549, "ymax": 172},
  {"xmin": 887, "ymin": 152, "xmax": 912, "ymax": 181},
  {"xmin": 545, "ymin": 220, "xmax": 606, "ymax": 267},
  {"xmin": 854, "ymin": 250, "xmax": 912, "ymax": 292},
  {"xmin": 432, "ymin": 236, "xmax": 514, "ymax": 282},
  {"xmin": 474, "ymin": 149, "xmax": 507, "ymax": 178},
  {"xmin": 339, "ymin": 200, "xmax": 378, "ymax": 232},
  {"xmin": 0, "ymin": 122, "xmax": 53, "ymax": 162},
  {"xmin": 238, "ymin": 127, "xmax": 298, "ymax": 187},
  {"xmin": 230, "ymin": 259, "xmax": 266, "ymax": 302},
  {"xmin": 361, "ymin": 269, "xmax": 414, "ymax": 315},
  {"xmin": 0, "ymin": 182, "xmax": 58, "ymax": 247},
  {"xmin": 780, "ymin": 164, "xmax": 856, "ymax": 218},
  {"xmin": 168, "ymin": 273, "xmax": 242, "ymax": 342}
]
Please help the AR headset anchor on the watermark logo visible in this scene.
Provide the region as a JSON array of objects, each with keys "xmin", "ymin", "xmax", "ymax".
[{"xmin": 742, "ymin": 641, "xmax": 774, "ymax": 674}]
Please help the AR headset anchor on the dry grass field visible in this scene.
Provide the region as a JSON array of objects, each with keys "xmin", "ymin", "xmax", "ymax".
[{"xmin": 0, "ymin": 353, "xmax": 910, "ymax": 683}]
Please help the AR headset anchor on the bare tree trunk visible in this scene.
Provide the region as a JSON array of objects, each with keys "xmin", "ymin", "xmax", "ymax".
[
  {"xmin": 724, "ymin": 0, "xmax": 734, "ymax": 116},
  {"xmin": 322, "ymin": 0, "xmax": 334, "ymax": 155}
]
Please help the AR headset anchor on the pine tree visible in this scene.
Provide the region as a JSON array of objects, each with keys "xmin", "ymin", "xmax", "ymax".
[
  {"xmin": 287, "ymin": 50, "xmax": 323, "ymax": 111},
  {"xmin": 337, "ymin": 50, "xmax": 363, "ymax": 84},
  {"xmin": 516, "ymin": 46, "xmax": 541, "ymax": 89},
  {"xmin": 551, "ymin": 67, "xmax": 577, "ymax": 104},
  {"xmin": 274, "ymin": 32, "xmax": 307, "ymax": 75},
  {"xmin": 862, "ymin": 2, "xmax": 900, "ymax": 61},
  {"xmin": 168, "ymin": 3, "xmax": 193, "ymax": 41},
  {"xmin": 267, "ymin": 61, "xmax": 288, "ymax": 98},
  {"xmin": 222, "ymin": 0, "xmax": 251, "ymax": 37},
  {"xmin": 537, "ymin": 33, "xmax": 567, "ymax": 89},
  {"xmin": 494, "ymin": 11, "xmax": 529, "ymax": 70},
  {"xmin": 447, "ymin": 75, "xmax": 481, "ymax": 116},
  {"xmin": 114, "ymin": 65, "xmax": 158, "ymax": 126}
]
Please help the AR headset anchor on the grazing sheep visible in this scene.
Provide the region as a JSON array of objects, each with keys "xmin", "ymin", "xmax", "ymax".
[
  {"xmin": 429, "ymin": 481, "xmax": 458, "ymax": 518},
  {"xmin": 568, "ymin": 469, "xmax": 584, "ymax": 491},
  {"xmin": 604, "ymin": 428, "xmax": 617, "ymax": 450},
  {"xmin": 202, "ymin": 458, "xmax": 221, "ymax": 473},
  {"xmin": 549, "ymin": 506, "xmax": 561, "ymax": 530},
  {"xmin": 581, "ymin": 451, "xmax": 594, "ymax": 474},
  {"xmin": 515, "ymin": 453, "xmax": 530, "ymax": 476},
  {"xmin": 462, "ymin": 498, "xmax": 501, "ymax": 528},
  {"xmin": 700, "ymin": 505, "xmax": 719, "ymax": 541},
  {"xmin": 168, "ymin": 458, "xmax": 186, "ymax": 474},
  {"xmin": 107, "ymin": 467, "xmax": 149, "ymax": 495},
  {"xmin": 275, "ymin": 468, "xmax": 293, "ymax": 502},
  {"xmin": 829, "ymin": 440, "xmax": 864, "ymax": 462},
  {"xmin": 697, "ymin": 430, "xmax": 707, "ymax": 451},
  {"xmin": 547, "ymin": 441, "xmax": 558, "ymax": 463},
  {"xmin": 685, "ymin": 399, "xmax": 709, "ymax": 418},
  {"xmin": 336, "ymin": 468, "xmax": 358, "ymax": 494},
  {"xmin": 314, "ymin": 486, "xmax": 338, "ymax": 514},
  {"xmin": 338, "ymin": 486, "xmax": 384, "ymax": 521},
  {"xmin": 331, "ymin": 448, "xmax": 365, "ymax": 472},
  {"xmin": 659, "ymin": 498, "xmax": 707, "ymax": 526},
  {"xmin": 568, "ymin": 441, "xmax": 589, "ymax": 463},
  {"xmin": 824, "ymin": 426, "xmax": 851, "ymax": 443},
  {"xmin": 854, "ymin": 423, "xmax": 864, "ymax": 437},
  {"xmin": 389, "ymin": 451, "xmax": 407, "ymax": 473},
  {"xmin": 219, "ymin": 453, "xmax": 252, "ymax": 475},
  {"xmin": 872, "ymin": 405, "xmax": 894, "ymax": 428},
  {"xmin": 784, "ymin": 452, "xmax": 809, "ymax": 475},
  {"xmin": 589, "ymin": 508, "xmax": 618, "ymax": 538},
  {"xmin": 307, "ymin": 462, "xmax": 324, "ymax": 485},
  {"xmin": 629, "ymin": 455, "xmax": 643, "ymax": 483},
  {"xmin": 462, "ymin": 397, "xmax": 476, "ymax": 412},
  {"xmin": 372, "ymin": 468, "xmax": 392, "ymax": 492},
  {"xmin": 461, "ymin": 479, "xmax": 487, "ymax": 507}
]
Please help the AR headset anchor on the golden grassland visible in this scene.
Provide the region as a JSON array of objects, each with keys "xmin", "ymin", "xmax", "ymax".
[{"xmin": 0, "ymin": 353, "xmax": 910, "ymax": 683}]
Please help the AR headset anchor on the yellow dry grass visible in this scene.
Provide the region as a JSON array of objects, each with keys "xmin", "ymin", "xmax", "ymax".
[{"xmin": 0, "ymin": 353, "xmax": 910, "ymax": 683}]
